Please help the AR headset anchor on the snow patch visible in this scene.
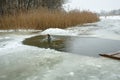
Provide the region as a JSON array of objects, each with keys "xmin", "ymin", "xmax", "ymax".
[
  {"xmin": 69, "ymin": 72, "xmax": 75, "ymax": 76},
  {"xmin": 41, "ymin": 28, "xmax": 77, "ymax": 36}
]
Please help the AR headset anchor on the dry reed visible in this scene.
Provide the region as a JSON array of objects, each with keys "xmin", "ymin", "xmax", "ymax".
[{"xmin": 0, "ymin": 9, "xmax": 99, "ymax": 30}]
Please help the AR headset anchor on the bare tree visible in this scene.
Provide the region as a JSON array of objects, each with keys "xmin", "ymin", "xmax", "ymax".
[
  {"xmin": 41, "ymin": 0, "xmax": 64, "ymax": 9},
  {"xmin": 0, "ymin": 0, "xmax": 65, "ymax": 15}
]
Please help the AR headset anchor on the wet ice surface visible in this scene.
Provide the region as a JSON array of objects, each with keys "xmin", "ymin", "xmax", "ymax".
[
  {"xmin": 93, "ymin": 17, "xmax": 120, "ymax": 40},
  {"xmin": 0, "ymin": 16, "xmax": 120, "ymax": 80},
  {"xmin": 0, "ymin": 47, "xmax": 64, "ymax": 80},
  {"xmin": 0, "ymin": 45, "xmax": 120, "ymax": 80},
  {"xmin": 67, "ymin": 16, "xmax": 120, "ymax": 40}
]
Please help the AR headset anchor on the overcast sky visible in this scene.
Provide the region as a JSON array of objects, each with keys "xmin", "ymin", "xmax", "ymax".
[{"xmin": 63, "ymin": 0, "xmax": 120, "ymax": 12}]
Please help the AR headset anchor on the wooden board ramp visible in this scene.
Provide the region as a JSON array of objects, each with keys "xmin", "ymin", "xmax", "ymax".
[{"xmin": 99, "ymin": 52, "xmax": 120, "ymax": 60}]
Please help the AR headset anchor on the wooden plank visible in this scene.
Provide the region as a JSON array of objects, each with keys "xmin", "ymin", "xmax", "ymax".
[{"xmin": 99, "ymin": 53, "xmax": 120, "ymax": 60}]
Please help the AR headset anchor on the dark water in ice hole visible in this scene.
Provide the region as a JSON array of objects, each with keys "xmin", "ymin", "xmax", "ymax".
[{"xmin": 23, "ymin": 35, "xmax": 120, "ymax": 57}]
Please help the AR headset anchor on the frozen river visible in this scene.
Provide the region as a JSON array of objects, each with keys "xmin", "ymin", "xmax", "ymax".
[{"xmin": 0, "ymin": 16, "xmax": 120, "ymax": 80}]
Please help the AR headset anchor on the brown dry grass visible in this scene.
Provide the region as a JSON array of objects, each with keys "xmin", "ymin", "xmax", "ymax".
[{"xmin": 0, "ymin": 9, "xmax": 99, "ymax": 30}]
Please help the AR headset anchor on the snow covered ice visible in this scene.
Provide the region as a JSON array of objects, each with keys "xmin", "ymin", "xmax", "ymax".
[{"xmin": 0, "ymin": 16, "xmax": 120, "ymax": 80}]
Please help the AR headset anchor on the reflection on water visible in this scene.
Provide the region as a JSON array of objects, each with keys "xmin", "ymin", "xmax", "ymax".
[{"xmin": 23, "ymin": 35, "xmax": 120, "ymax": 57}]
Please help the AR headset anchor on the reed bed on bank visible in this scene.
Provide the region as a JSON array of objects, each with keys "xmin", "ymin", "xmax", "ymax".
[{"xmin": 0, "ymin": 9, "xmax": 99, "ymax": 30}]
